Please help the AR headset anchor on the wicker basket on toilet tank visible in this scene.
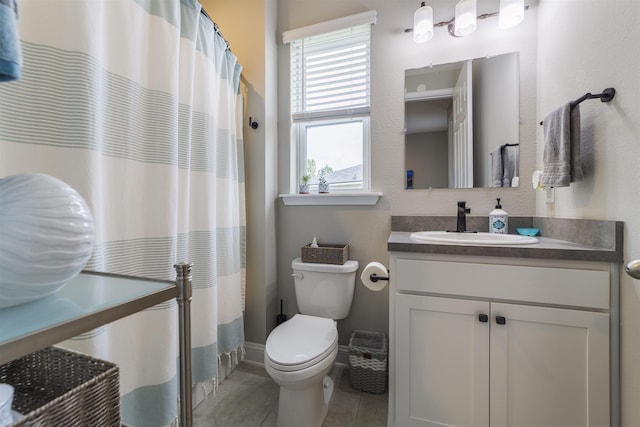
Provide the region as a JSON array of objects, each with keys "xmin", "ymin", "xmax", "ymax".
[{"xmin": 300, "ymin": 243, "xmax": 348, "ymax": 265}]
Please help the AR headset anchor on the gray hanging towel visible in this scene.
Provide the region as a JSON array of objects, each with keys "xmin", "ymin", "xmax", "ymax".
[
  {"xmin": 501, "ymin": 145, "xmax": 518, "ymax": 187},
  {"xmin": 491, "ymin": 144, "xmax": 518, "ymax": 187},
  {"xmin": 540, "ymin": 103, "xmax": 583, "ymax": 187}
]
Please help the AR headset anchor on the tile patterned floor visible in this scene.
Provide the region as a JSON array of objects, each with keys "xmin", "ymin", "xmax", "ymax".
[{"xmin": 193, "ymin": 363, "xmax": 388, "ymax": 427}]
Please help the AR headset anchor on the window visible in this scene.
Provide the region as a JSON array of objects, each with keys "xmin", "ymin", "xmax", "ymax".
[
  {"xmin": 298, "ymin": 118, "xmax": 370, "ymax": 191},
  {"xmin": 284, "ymin": 12, "xmax": 376, "ymax": 192}
]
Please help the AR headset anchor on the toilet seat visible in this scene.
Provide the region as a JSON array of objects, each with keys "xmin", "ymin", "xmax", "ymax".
[{"xmin": 265, "ymin": 314, "xmax": 338, "ymax": 372}]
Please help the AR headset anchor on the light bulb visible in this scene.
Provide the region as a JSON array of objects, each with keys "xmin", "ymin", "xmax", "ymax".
[
  {"xmin": 499, "ymin": 0, "xmax": 524, "ymax": 29},
  {"xmin": 413, "ymin": 2, "xmax": 434, "ymax": 43},
  {"xmin": 454, "ymin": 0, "xmax": 477, "ymax": 37}
]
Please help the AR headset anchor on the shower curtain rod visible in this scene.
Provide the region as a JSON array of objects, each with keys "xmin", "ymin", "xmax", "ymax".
[{"xmin": 200, "ymin": 7, "xmax": 232, "ymax": 52}]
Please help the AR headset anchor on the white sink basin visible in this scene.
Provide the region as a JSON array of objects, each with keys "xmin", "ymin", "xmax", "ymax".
[{"xmin": 410, "ymin": 231, "xmax": 539, "ymax": 246}]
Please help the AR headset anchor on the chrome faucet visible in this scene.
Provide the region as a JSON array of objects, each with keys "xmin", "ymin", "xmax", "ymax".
[{"xmin": 456, "ymin": 201, "xmax": 470, "ymax": 232}]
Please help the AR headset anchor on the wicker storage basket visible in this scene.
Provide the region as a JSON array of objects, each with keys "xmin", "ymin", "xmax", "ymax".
[
  {"xmin": 348, "ymin": 330, "xmax": 388, "ymax": 394},
  {"xmin": 300, "ymin": 243, "xmax": 348, "ymax": 265},
  {"xmin": 1, "ymin": 346, "xmax": 120, "ymax": 426}
]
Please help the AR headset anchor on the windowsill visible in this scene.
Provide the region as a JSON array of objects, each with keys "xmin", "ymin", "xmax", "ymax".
[{"xmin": 279, "ymin": 192, "xmax": 383, "ymax": 206}]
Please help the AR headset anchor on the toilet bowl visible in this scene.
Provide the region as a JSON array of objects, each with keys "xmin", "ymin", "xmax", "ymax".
[
  {"xmin": 264, "ymin": 314, "xmax": 338, "ymax": 427},
  {"xmin": 265, "ymin": 258, "xmax": 358, "ymax": 427}
]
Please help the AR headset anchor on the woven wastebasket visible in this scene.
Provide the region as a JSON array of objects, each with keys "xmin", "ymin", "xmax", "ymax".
[
  {"xmin": 348, "ymin": 330, "xmax": 387, "ymax": 394},
  {"xmin": 0, "ymin": 346, "xmax": 120, "ymax": 426}
]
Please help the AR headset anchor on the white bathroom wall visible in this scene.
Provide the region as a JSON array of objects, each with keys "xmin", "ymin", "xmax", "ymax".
[
  {"xmin": 535, "ymin": 1, "xmax": 640, "ymax": 424},
  {"xmin": 276, "ymin": 0, "xmax": 538, "ymax": 344}
]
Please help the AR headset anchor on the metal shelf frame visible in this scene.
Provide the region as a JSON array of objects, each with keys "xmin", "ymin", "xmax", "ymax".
[{"xmin": 0, "ymin": 264, "xmax": 193, "ymax": 426}]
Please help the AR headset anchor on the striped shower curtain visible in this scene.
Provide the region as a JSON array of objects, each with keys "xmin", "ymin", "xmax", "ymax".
[{"xmin": 0, "ymin": 1, "xmax": 246, "ymax": 425}]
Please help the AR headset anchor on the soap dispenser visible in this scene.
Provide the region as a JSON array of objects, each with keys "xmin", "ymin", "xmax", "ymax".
[{"xmin": 489, "ymin": 198, "xmax": 508, "ymax": 234}]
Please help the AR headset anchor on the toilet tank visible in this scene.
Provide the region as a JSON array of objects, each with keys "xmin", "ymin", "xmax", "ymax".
[{"xmin": 291, "ymin": 257, "xmax": 359, "ymax": 319}]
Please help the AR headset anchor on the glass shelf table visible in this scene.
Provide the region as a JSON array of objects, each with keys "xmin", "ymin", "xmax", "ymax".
[{"xmin": 0, "ymin": 263, "xmax": 193, "ymax": 426}]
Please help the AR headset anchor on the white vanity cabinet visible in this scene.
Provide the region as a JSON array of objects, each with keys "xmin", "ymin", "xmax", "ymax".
[{"xmin": 389, "ymin": 253, "xmax": 618, "ymax": 427}]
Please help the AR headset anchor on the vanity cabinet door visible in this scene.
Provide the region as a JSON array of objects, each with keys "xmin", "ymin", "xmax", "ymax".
[
  {"xmin": 395, "ymin": 294, "xmax": 490, "ymax": 427},
  {"xmin": 489, "ymin": 303, "xmax": 610, "ymax": 427}
]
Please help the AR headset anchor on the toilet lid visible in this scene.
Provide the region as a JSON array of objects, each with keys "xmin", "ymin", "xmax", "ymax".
[{"xmin": 266, "ymin": 314, "xmax": 337, "ymax": 368}]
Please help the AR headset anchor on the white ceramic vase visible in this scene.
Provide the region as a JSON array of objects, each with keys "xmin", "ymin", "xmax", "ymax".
[{"xmin": 0, "ymin": 173, "xmax": 95, "ymax": 308}]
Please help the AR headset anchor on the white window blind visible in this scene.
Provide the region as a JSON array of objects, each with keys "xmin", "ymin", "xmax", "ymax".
[{"xmin": 290, "ymin": 24, "xmax": 371, "ymax": 122}]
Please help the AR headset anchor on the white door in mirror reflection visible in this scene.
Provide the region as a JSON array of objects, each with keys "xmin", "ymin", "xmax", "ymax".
[{"xmin": 452, "ymin": 60, "xmax": 473, "ymax": 188}]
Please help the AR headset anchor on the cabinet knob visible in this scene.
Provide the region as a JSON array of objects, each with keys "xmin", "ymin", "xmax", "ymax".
[
  {"xmin": 496, "ymin": 316, "xmax": 506, "ymax": 325},
  {"xmin": 478, "ymin": 314, "xmax": 489, "ymax": 323}
]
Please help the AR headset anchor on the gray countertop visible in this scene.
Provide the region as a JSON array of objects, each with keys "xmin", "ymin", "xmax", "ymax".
[{"xmin": 388, "ymin": 216, "xmax": 624, "ymax": 263}]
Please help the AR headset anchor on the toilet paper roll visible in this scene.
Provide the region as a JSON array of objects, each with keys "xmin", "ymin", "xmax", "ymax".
[{"xmin": 360, "ymin": 262, "xmax": 389, "ymax": 292}]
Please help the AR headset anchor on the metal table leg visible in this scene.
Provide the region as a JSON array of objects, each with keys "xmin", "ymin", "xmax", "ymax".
[{"xmin": 174, "ymin": 262, "xmax": 193, "ymax": 427}]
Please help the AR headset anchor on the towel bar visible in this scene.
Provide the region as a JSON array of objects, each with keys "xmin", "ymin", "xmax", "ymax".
[{"xmin": 539, "ymin": 87, "xmax": 616, "ymax": 125}]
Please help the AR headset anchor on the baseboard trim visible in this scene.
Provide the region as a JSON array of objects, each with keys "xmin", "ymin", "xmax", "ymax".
[
  {"xmin": 243, "ymin": 341, "xmax": 350, "ymax": 368},
  {"xmin": 243, "ymin": 341, "xmax": 265, "ymax": 366}
]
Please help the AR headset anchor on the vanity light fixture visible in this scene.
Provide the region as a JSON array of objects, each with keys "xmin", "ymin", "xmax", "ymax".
[
  {"xmin": 405, "ymin": 2, "xmax": 529, "ymax": 41},
  {"xmin": 498, "ymin": 0, "xmax": 525, "ymax": 29},
  {"xmin": 454, "ymin": 0, "xmax": 477, "ymax": 37},
  {"xmin": 413, "ymin": 2, "xmax": 434, "ymax": 43}
]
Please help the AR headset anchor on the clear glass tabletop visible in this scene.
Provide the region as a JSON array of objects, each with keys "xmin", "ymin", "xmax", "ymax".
[{"xmin": 0, "ymin": 271, "xmax": 177, "ymax": 364}]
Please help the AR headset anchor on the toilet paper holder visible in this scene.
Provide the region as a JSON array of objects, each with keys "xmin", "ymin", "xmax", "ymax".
[{"xmin": 370, "ymin": 271, "xmax": 389, "ymax": 282}]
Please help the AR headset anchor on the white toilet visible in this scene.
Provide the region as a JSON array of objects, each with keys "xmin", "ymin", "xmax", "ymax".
[{"xmin": 264, "ymin": 257, "xmax": 359, "ymax": 427}]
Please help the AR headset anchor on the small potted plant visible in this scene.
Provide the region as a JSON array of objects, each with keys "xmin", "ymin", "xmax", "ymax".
[
  {"xmin": 299, "ymin": 175, "xmax": 311, "ymax": 194},
  {"xmin": 318, "ymin": 171, "xmax": 330, "ymax": 193}
]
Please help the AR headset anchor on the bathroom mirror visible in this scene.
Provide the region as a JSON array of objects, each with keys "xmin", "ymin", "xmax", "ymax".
[{"xmin": 404, "ymin": 52, "xmax": 520, "ymax": 189}]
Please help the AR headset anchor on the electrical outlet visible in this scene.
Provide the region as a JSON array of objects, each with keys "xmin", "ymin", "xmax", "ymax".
[{"xmin": 545, "ymin": 187, "xmax": 555, "ymax": 204}]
